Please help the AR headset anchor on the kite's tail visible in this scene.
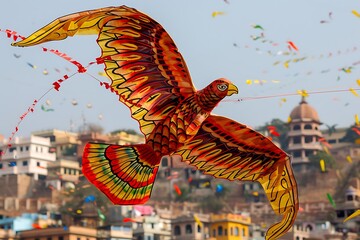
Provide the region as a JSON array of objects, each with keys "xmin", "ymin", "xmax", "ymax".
[
  {"xmin": 82, "ymin": 142, "xmax": 160, "ymax": 205},
  {"xmin": 258, "ymin": 159, "xmax": 299, "ymax": 240},
  {"xmin": 11, "ymin": 6, "xmax": 133, "ymax": 47}
]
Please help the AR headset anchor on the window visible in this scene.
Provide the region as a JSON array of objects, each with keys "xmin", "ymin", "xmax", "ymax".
[
  {"xmin": 242, "ymin": 228, "xmax": 246, "ymax": 236},
  {"xmin": 197, "ymin": 224, "xmax": 201, "ymax": 233},
  {"xmin": 9, "ymin": 147, "xmax": 16, "ymax": 152},
  {"xmin": 185, "ymin": 224, "xmax": 192, "ymax": 234},
  {"xmin": 174, "ymin": 225, "xmax": 181, "ymax": 235},
  {"xmin": 230, "ymin": 227, "xmax": 233, "ymax": 235},
  {"xmin": 151, "ymin": 223, "xmax": 155, "ymax": 229},
  {"xmin": 347, "ymin": 195, "xmax": 354, "ymax": 201},
  {"xmin": 224, "ymin": 229, "xmax": 228, "ymax": 236},
  {"xmin": 306, "ymin": 225, "xmax": 313, "ymax": 231},
  {"xmin": 305, "ymin": 150, "xmax": 313, "ymax": 157},
  {"xmin": 213, "ymin": 229, "xmax": 216, "ymax": 237},
  {"xmin": 161, "ymin": 156, "xmax": 169, "ymax": 167},
  {"xmin": 336, "ymin": 210, "xmax": 345, "ymax": 218},
  {"xmin": 304, "ymin": 124, "xmax": 312, "ymax": 130},
  {"xmin": 293, "ymin": 151, "xmax": 302, "ymax": 158},
  {"xmin": 293, "ymin": 125, "xmax": 301, "ymax": 131},
  {"xmin": 9, "ymin": 161, "xmax": 16, "ymax": 167},
  {"xmin": 305, "ymin": 136, "xmax": 313, "ymax": 143},
  {"xmin": 22, "ymin": 161, "xmax": 28, "ymax": 166},
  {"xmin": 234, "ymin": 227, "xmax": 239, "ymax": 236},
  {"xmin": 218, "ymin": 226, "xmax": 223, "ymax": 236},
  {"xmin": 37, "ymin": 162, "xmax": 40, "ymax": 167},
  {"xmin": 293, "ymin": 136, "xmax": 301, "ymax": 144},
  {"xmin": 25, "ymin": 146, "xmax": 29, "ymax": 151},
  {"xmin": 20, "ymin": 146, "xmax": 23, "ymax": 152},
  {"xmin": 0, "ymin": 163, "xmax": 2, "ymax": 169}
]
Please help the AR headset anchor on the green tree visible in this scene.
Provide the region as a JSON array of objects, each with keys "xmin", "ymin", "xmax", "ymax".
[
  {"xmin": 110, "ymin": 129, "xmax": 140, "ymax": 135},
  {"xmin": 256, "ymin": 118, "xmax": 289, "ymax": 150},
  {"xmin": 308, "ymin": 151, "xmax": 336, "ymax": 171},
  {"xmin": 340, "ymin": 124, "xmax": 360, "ymax": 144}
]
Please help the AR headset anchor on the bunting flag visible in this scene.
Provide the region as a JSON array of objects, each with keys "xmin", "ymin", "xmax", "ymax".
[
  {"xmin": 319, "ymin": 159, "xmax": 326, "ymax": 172},
  {"xmin": 194, "ymin": 214, "xmax": 203, "ymax": 228}
]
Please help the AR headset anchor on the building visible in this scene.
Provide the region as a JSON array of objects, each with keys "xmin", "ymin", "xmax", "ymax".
[
  {"xmin": 132, "ymin": 215, "xmax": 172, "ymax": 240},
  {"xmin": 209, "ymin": 213, "xmax": 251, "ymax": 240},
  {"xmin": 171, "ymin": 213, "xmax": 210, "ymax": 240},
  {"xmin": 0, "ymin": 213, "xmax": 38, "ymax": 233},
  {"xmin": 32, "ymin": 129, "xmax": 79, "ymax": 160},
  {"xmin": 287, "ymin": 97, "xmax": 323, "ymax": 171},
  {"xmin": 97, "ymin": 224, "xmax": 133, "ymax": 239},
  {"xmin": 18, "ymin": 226, "xmax": 97, "ymax": 240},
  {"xmin": 0, "ymin": 135, "xmax": 56, "ymax": 180},
  {"xmin": 333, "ymin": 178, "xmax": 360, "ymax": 235},
  {"xmin": 46, "ymin": 158, "xmax": 81, "ymax": 191}
]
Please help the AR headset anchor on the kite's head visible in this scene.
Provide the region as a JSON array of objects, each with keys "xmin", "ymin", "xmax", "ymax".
[
  {"xmin": 197, "ymin": 78, "xmax": 238, "ymax": 111},
  {"xmin": 210, "ymin": 78, "xmax": 238, "ymax": 98}
]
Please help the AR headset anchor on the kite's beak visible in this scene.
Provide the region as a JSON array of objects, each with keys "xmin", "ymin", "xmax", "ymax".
[{"xmin": 227, "ymin": 83, "xmax": 238, "ymax": 96}]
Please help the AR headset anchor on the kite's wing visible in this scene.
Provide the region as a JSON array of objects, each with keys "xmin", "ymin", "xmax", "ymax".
[
  {"xmin": 12, "ymin": 6, "xmax": 196, "ymax": 138},
  {"xmin": 174, "ymin": 115, "xmax": 298, "ymax": 240},
  {"xmin": 82, "ymin": 142, "xmax": 160, "ymax": 205}
]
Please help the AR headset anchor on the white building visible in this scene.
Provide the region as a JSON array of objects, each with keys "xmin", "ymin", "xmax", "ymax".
[
  {"xmin": 0, "ymin": 135, "xmax": 56, "ymax": 180},
  {"xmin": 287, "ymin": 97, "xmax": 323, "ymax": 171}
]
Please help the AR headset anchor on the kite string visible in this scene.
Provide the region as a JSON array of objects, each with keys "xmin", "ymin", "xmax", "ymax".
[{"xmin": 224, "ymin": 88, "xmax": 360, "ymax": 102}]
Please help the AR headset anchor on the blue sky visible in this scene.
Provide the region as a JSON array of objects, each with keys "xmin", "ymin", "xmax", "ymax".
[{"xmin": 1, "ymin": 0, "xmax": 360, "ymax": 138}]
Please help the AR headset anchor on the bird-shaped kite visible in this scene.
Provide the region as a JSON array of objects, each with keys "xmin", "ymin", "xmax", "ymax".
[{"xmin": 12, "ymin": 6, "xmax": 298, "ymax": 240}]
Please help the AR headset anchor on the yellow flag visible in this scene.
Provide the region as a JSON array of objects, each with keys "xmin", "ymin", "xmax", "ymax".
[
  {"xmin": 323, "ymin": 146, "xmax": 330, "ymax": 154},
  {"xmin": 344, "ymin": 210, "xmax": 360, "ymax": 222},
  {"xmin": 284, "ymin": 60, "xmax": 290, "ymax": 68},
  {"xmin": 194, "ymin": 214, "xmax": 203, "ymax": 227},
  {"xmin": 212, "ymin": 11, "xmax": 225, "ymax": 18},
  {"xmin": 246, "ymin": 79, "xmax": 252, "ymax": 85},
  {"xmin": 320, "ymin": 159, "xmax": 326, "ymax": 172},
  {"xmin": 356, "ymin": 79, "xmax": 360, "ymax": 86},
  {"xmin": 355, "ymin": 114, "xmax": 359, "ymax": 125},
  {"xmin": 352, "ymin": 10, "xmax": 360, "ymax": 18},
  {"xmin": 297, "ymin": 89, "xmax": 309, "ymax": 97},
  {"xmin": 346, "ymin": 155, "xmax": 353, "ymax": 163},
  {"xmin": 349, "ymin": 88, "xmax": 359, "ymax": 97}
]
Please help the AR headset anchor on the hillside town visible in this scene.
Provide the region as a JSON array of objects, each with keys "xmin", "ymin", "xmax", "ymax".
[{"xmin": 0, "ymin": 97, "xmax": 359, "ymax": 240}]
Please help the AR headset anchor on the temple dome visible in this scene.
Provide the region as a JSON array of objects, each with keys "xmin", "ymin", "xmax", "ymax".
[{"xmin": 289, "ymin": 97, "xmax": 320, "ymax": 122}]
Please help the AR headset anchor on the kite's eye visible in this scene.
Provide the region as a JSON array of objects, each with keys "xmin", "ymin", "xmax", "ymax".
[{"xmin": 217, "ymin": 84, "xmax": 228, "ymax": 92}]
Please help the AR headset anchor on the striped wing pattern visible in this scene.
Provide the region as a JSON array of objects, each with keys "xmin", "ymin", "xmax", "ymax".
[
  {"xmin": 175, "ymin": 115, "xmax": 288, "ymax": 181},
  {"xmin": 12, "ymin": 5, "xmax": 196, "ymax": 138},
  {"xmin": 97, "ymin": 7, "xmax": 195, "ymax": 138},
  {"xmin": 174, "ymin": 115, "xmax": 298, "ymax": 240},
  {"xmin": 82, "ymin": 143, "xmax": 159, "ymax": 205}
]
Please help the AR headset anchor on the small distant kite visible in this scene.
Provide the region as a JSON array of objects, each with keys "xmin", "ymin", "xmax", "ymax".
[
  {"xmin": 212, "ymin": 11, "xmax": 226, "ymax": 18},
  {"xmin": 287, "ymin": 41, "xmax": 299, "ymax": 51},
  {"xmin": 41, "ymin": 104, "xmax": 54, "ymax": 112},
  {"xmin": 352, "ymin": 10, "xmax": 360, "ymax": 18}
]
